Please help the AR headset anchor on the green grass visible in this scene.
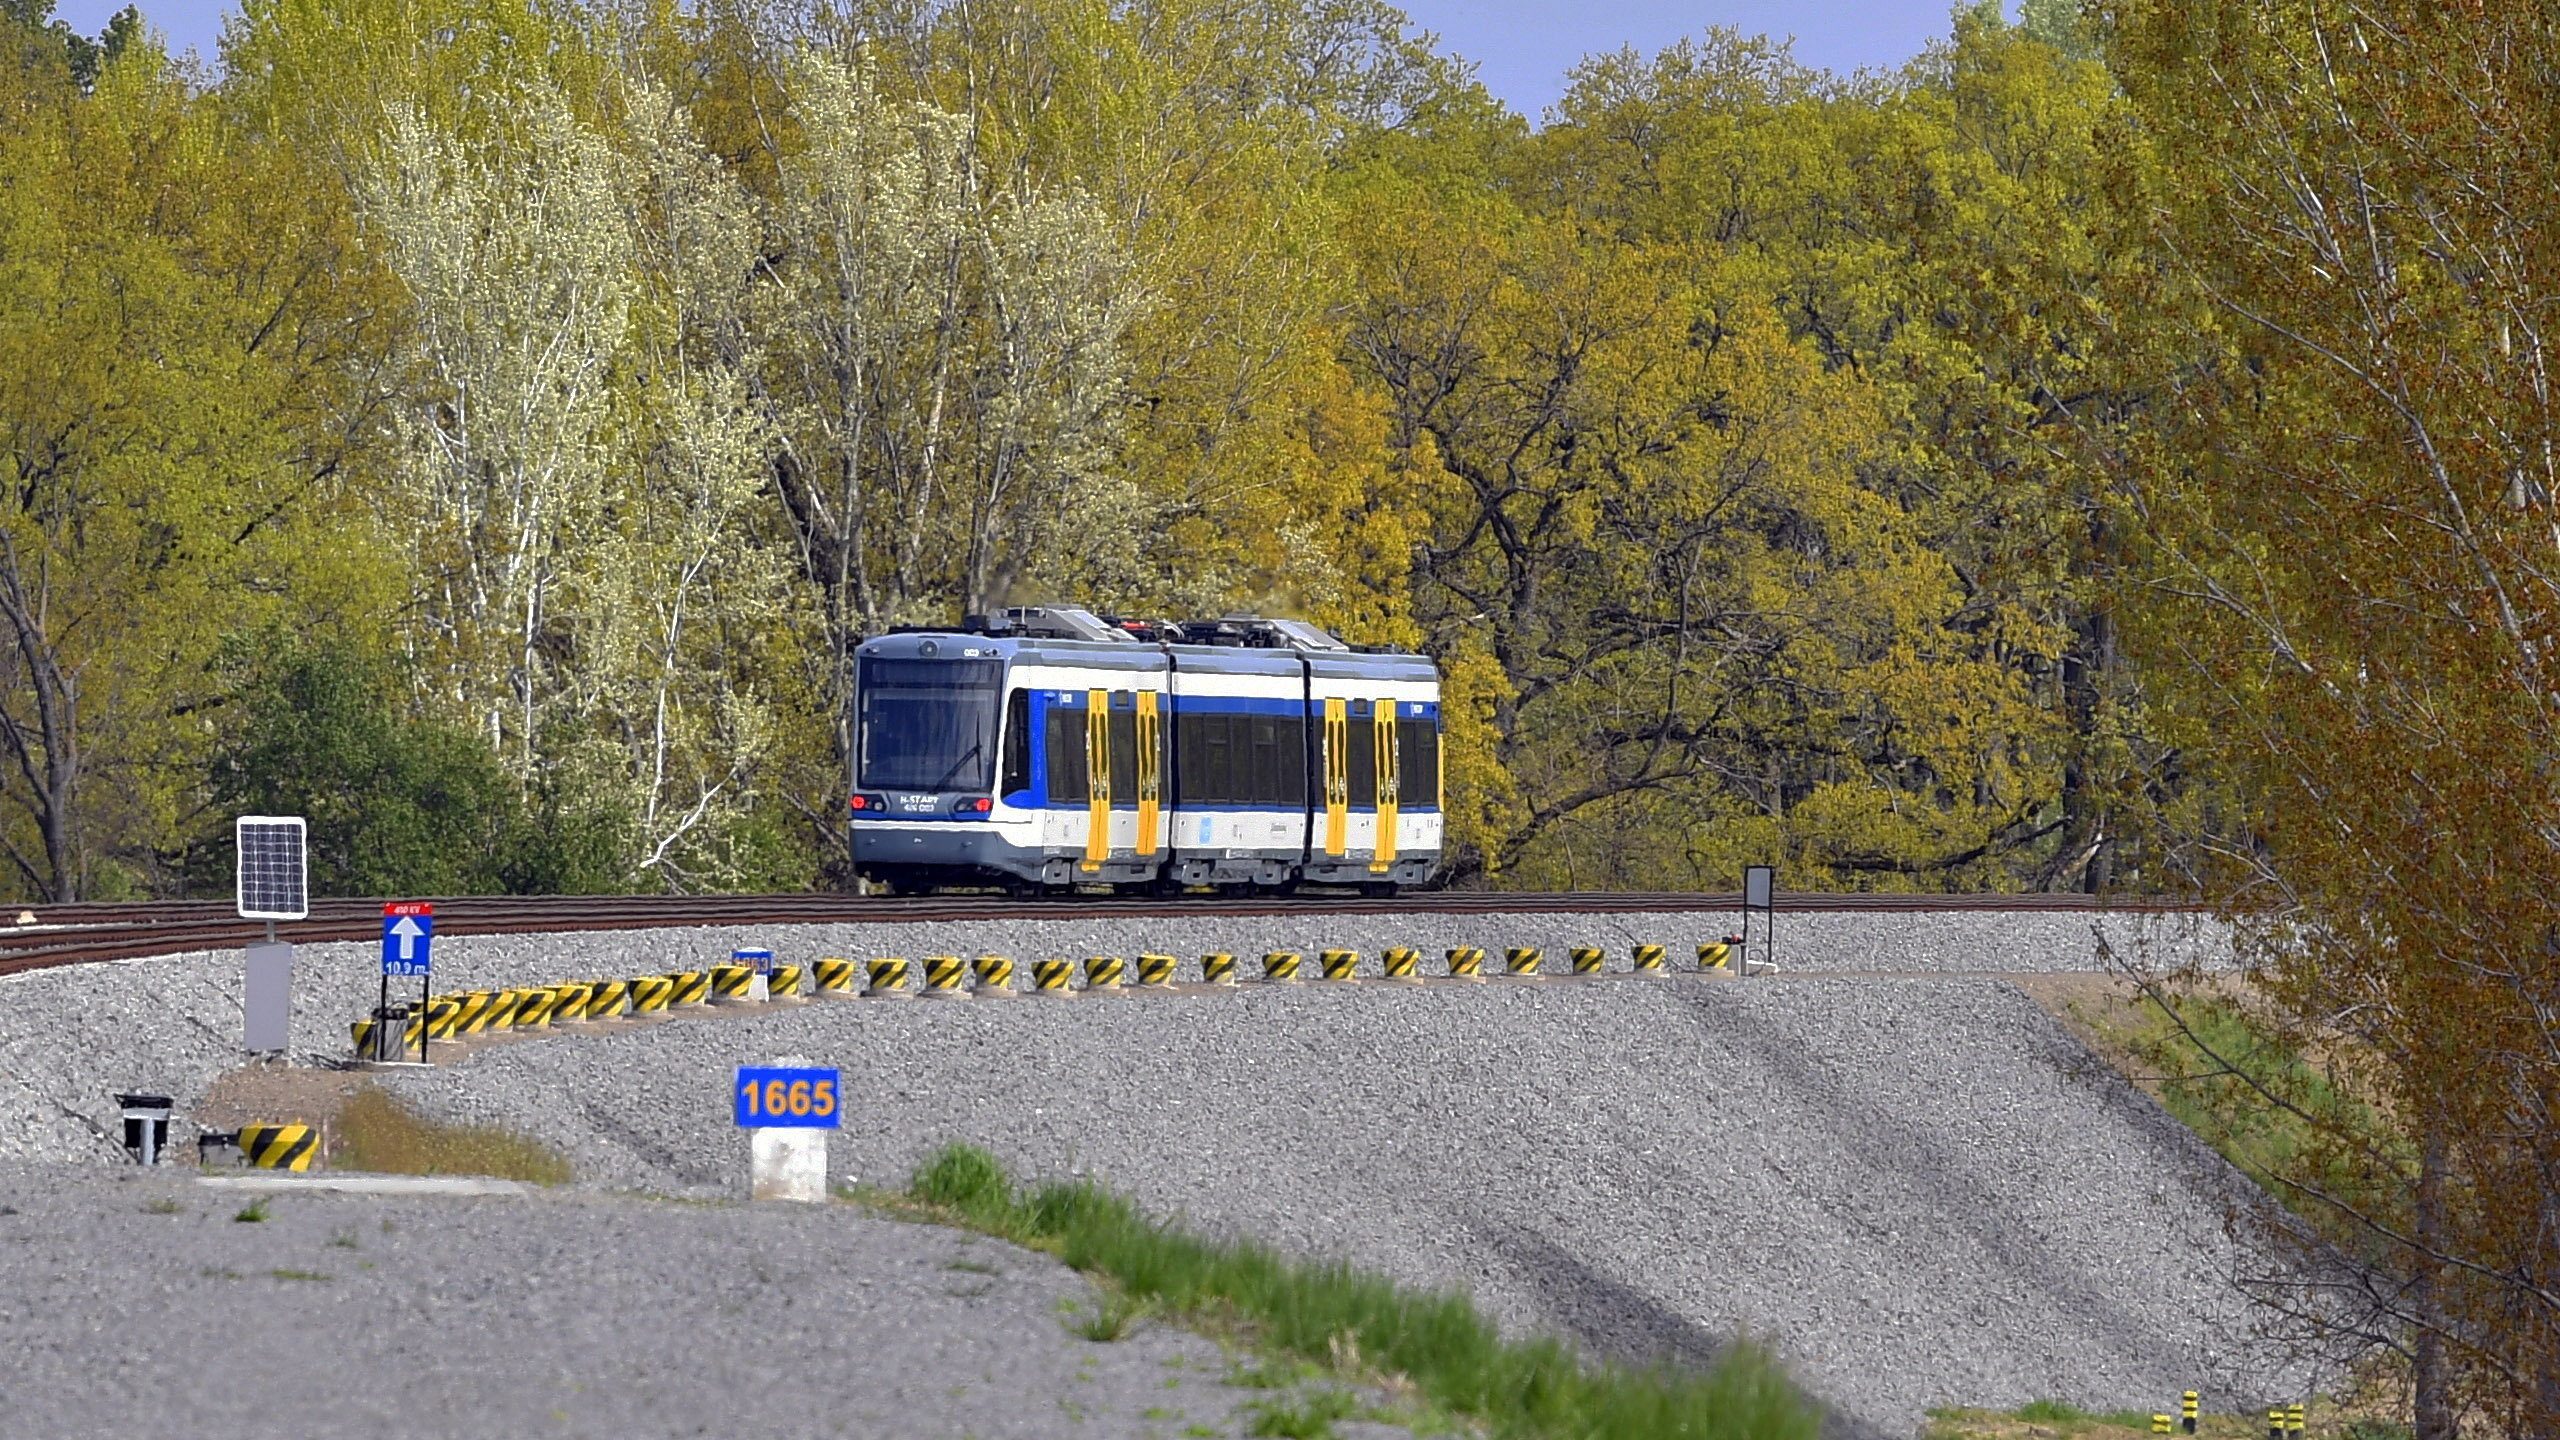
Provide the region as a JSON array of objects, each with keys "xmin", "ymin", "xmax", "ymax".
[
  {"xmin": 2010, "ymin": 1400, "xmax": 2152, "ymax": 1427},
  {"xmin": 907, "ymin": 1144, "xmax": 1819, "ymax": 1440},
  {"xmin": 1246, "ymin": 1387, "xmax": 1358, "ymax": 1438},
  {"xmin": 232, "ymin": 1198, "xmax": 269, "ymax": 1223},
  {"xmin": 333, "ymin": 1086, "xmax": 572, "ymax": 1184},
  {"xmin": 1065, "ymin": 1287, "xmax": 1157, "ymax": 1341},
  {"xmin": 2092, "ymin": 994, "xmax": 2405, "ymax": 1236}
]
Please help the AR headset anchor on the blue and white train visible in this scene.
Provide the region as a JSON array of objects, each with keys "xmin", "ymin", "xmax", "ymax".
[{"xmin": 849, "ymin": 606, "xmax": 1442, "ymax": 894}]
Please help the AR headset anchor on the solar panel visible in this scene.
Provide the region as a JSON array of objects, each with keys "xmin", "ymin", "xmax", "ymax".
[{"xmin": 234, "ymin": 816, "xmax": 309, "ymax": 921}]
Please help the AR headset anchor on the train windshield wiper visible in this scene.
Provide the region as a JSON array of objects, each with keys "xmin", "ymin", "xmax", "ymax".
[{"xmin": 927, "ymin": 743, "xmax": 983, "ymax": 792}]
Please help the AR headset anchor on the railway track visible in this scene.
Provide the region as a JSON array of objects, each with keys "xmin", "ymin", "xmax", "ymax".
[{"xmin": 0, "ymin": 890, "xmax": 2203, "ymax": 976}]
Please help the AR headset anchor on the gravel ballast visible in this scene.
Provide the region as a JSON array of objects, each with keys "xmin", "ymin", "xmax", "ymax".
[
  {"xmin": 0, "ymin": 1162, "xmax": 1406, "ymax": 1440},
  {"xmin": 377, "ymin": 970, "xmax": 2296, "ymax": 1433},
  {"xmin": 0, "ymin": 905, "xmax": 2223, "ymax": 1164}
]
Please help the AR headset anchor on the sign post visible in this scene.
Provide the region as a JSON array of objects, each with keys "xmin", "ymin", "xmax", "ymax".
[
  {"xmin": 735, "ymin": 1059, "xmax": 839, "ymax": 1201},
  {"xmin": 234, "ymin": 816, "xmax": 308, "ymax": 1057},
  {"xmin": 382, "ymin": 903, "xmax": 434, "ymax": 1062},
  {"xmin": 1742, "ymin": 865, "xmax": 1775, "ymax": 977}
]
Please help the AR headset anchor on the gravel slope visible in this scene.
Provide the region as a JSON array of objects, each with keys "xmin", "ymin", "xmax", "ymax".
[
  {"xmin": 373, "ymin": 971, "xmax": 2301, "ymax": 1433},
  {"xmin": 0, "ymin": 1162, "xmax": 1414, "ymax": 1440},
  {"xmin": 0, "ymin": 906, "xmax": 2222, "ymax": 1164}
]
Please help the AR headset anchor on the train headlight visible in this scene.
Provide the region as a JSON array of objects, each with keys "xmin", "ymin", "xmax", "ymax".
[{"xmin": 952, "ymin": 797, "xmax": 993, "ymax": 815}]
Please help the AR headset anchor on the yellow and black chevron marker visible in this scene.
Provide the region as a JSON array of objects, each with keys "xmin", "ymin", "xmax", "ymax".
[
  {"xmin": 1201, "ymin": 953, "xmax": 1236, "ymax": 986},
  {"xmin": 627, "ymin": 977, "xmax": 672, "ymax": 1014},
  {"xmin": 1135, "ymin": 953, "xmax": 1176, "ymax": 988},
  {"xmin": 486, "ymin": 990, "xmax": 523, "ymax": 1028},
  {"xmin": 767, "ymin": 964, "xmax": 803, "ymax": 998},
  {"xmin": 566, "ymin": 983, "xmax": 606, "ymax": 1020},
  {"xmin": 1262, "ymin": 951, "xmax": 1302, "ymax": 984},
  {"xmin": 1381, "ymin": 947, "xmax": 1419, "ymax": 981},
  {"xmin": 1632, "ymin": 944, "xmax": 1666, "ymax": 973},
  {"xmin": 668, "ymin": 970, "xmax": 710, "ymax": 1007},
  {"xmin": 2181, "ymin": 1392, "xmax": 2198, "ymax": 1434},
  {"xmin": 424, "ymin": 999, "xmax": 462, "ymax": 1039},
  {"xmin": 708, "ymin": 966, "xmax": 752, "ymax": 1003},
  {"xmin": 1318, "ymin": 949, "xmax": 1358, "ymax": 982},
  {"xmin": 452, "ymin": 991, "xmax": 495, "ymax": 1034},
  {"xmin": 1570, "ymin": 946, "xmax": 1604, "ymax": 976},
  {"xmin": 587, "ymin": 979, "xmax": 630, "ymax": 1018},
  {"xmin": 239, "ymin": 1123, "xmax": 316, "ymax": 1172},
  {"xmin": 923, "ymin": 955, "xmax": 967, "ymax": 995},
  {"xmin": 1506, "ymin": 947, "xmax": 1542, "ymax": 977},
  {"xmin": 1698, "ymin": 941, "xmax": 1732, "ymax": 972},
  {"xmin": 1032, "ymin": 958, "xmax": 1073, "ymax": 994},
  {"xmin": 866, "ymin": 958, "xmax": 911, "ymax": 996},
  {"xmin": 1447, "ymin": 946, "xmax": 1484, "ymax": 980},
  {"xmin": 973, "ymin": 955, "xmax": 1015, "ymax": 993},
  {"xmin": 1084, "ymin": 955, "xmax": 1125, "ymax": 991},
  {"xmin": 812, "ymin": 957, "xmax": 855, "ymax": 993}
]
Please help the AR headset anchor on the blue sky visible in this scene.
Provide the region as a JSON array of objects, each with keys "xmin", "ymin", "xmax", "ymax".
[{"xmin": 54, "ymin": 0, "xmax": 1975, "ymax": 117}]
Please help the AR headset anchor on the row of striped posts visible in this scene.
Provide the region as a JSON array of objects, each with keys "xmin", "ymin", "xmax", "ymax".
[
  {"xmin": 350, "ymin": 942, "xmax": 1748, "ymax": 1052},
  {"xmin": 2142, "ymin": 1395, "xmax": 2310, "ymax": 1436}
]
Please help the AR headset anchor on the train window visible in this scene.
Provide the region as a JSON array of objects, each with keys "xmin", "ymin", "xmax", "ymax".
[
  {"xmin": 856, "ymin": 657, "xmax": 1002, "ymax": 791},
  {"xmin": 1345, "ymin": 709, "xmax": 1376, "ymax": 808},
  {"xmin": 1107, "ymin": 705, "xmax": 1136, "ymax": 805},
  {"xmin": 1175, "ymin": 711, "xmax": 1236, "ymax": 806},
  {"xmin": 1398, "ymin": 715, "xmax": 1439, "ymax": 807},
  {"xmin": 1045, "ymin": 700, "xmax": 1087, "ymax": 804},
  {"xmin": 1000, "ymin": 690, "xmax": 1031, "ymax": 797}
]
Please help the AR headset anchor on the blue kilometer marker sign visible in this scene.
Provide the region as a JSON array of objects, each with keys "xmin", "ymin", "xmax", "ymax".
[
  {"xmin": 381, "ymin": 902, "xmax": 433, "ymax": 978},
  {"xmin": 735, "ymin": 1067, "xmax": 841, "ymax": 1128}
]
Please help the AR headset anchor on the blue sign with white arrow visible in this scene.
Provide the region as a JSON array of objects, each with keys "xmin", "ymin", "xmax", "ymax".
[{"xmin": 382, "ymin": 902, "xmax": 434, "ymax": 978}]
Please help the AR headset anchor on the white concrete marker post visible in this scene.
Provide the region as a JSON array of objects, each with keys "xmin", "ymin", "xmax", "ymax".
[{"xmin": 738, "ymin": 1055, "xmax": 838, "ymax": 1202}]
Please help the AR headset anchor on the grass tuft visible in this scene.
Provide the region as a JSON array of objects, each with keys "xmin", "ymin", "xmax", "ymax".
[
  {"xmin": 1246, "ymin": 1387, "xmax": 1358, "ymax": 1438},
  {"xmin": 1065, "ymin": 1287, "xmax": 1156, "ymax": 1341},
  {"xmin": 906, "ymin": 1144, "xmax": 1819, "ymax": 1440},
  {"xmin": 333, "ymin": 1087, "xmax": 571, "ymax": 1184},
  {"xmin": 232, "ymin": 1198, "xmax": 269, "ymax": 1223}
]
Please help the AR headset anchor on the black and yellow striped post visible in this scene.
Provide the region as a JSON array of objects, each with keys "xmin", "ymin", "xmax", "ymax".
[
  {"xmin": 1201, "ymin": 952, "xmax": 1236, "ymax": 987},
  {"xmin": 2151, "ymin": 1417, "xmax": 2170, "ymax": 1437},
  {"xmin": 1570, "ymin": 946, "xmax": 1604, "ymax": 976},
  {"xmin": 2182, "ymin": 1391, "xmax": 2198, "ymax": 1434},
  {"xmin": 425, "ymin": 998, "xmax": 462, "ymax": 1039},
  {"xmin": 1632, "ymin": 944, "xmax": 1666, "ymax": 973},
  {"xmin": 1698, "ymin": 941, "xmax": 1732, "ymax": 972},
  {"xmin": 2286, "ymin": 1404, "xmax": 2304, "ymax": 1437},
  {"xmin": 812, "ymin": 957, "xmax": 854, "ymax": 994},
  {"xmin": 514, "ymin": 988, "xmax": 554, "ymax": 1029},
  {"xmin": 486, "ymin": 990, "xmax": 523, "ymax": 1029},
  {"xmin": 973, "ymin": 955, "xmax": 1016, "ymax": 994},
  {"xmin": 1032, "ymin": 958, "xmax": 1073, "ymax": 995},
  {"xmin": 1447, "ymin": 946, "xmax": 1484, "ymax": 980},
  {"xmin": 1319, "ymin": 949, "xmax": 1359, "ymax": 982},
  {"xmin": 2266, "ymin": 1409, "xmax": 2283, "ymax": 1440},
  {"xmin": 866, "ymin": 957, "xmax": 911, "ymax": 997},
  {"xmin": 923, "ymin": 955, "xmax": 967, "ymax": 996},
  {"xmin": 1135, "ymin": 953, "xmax": 1176, "ymax": 988},
  {"xmin": 668, "ymin": 970, "xmax": 710, "ymax": 1007},
  {"xmin": 767, "ymin": 964, "xmax": 803, "ymax": 999},
  {"xmin": 627, "ymin": 976, "xmax": 672, "ymax": 1014},
  {"xmin": 349, "ymin": 1013, "xmax": 396, "ymax": 1058},
  {"xmin": 453, "ymin": 991, "xmax": 496, "ymax": 1034},
  {"xmin": 239, "ymin": 1123, "xmax": 317, "ymax": 1172},
  {"xmin": 1262, "ymin": 951, "xmax": 1302, "ymax": 984},
  {"xmin": 1505, "ymin": 946, "xmax": 1542, "ymax": 977},
  {"xmin": 708, "ymin": 965, "xmax": 753, "ymax": 1004},
  {"xmin": 1084, "ymin": 955, "xmax": 1125, "ymax": 992},
  {"xmin": 1381, "ymin": 947, "xmax": 1419, "ymax": 981},
  {"xmin": 587, "ymin": 979, "xmax": 630, "ymax": 1018},
  {"xmin": 557, "ymin": 983, "xmax": 598, "ymax": 1021}
]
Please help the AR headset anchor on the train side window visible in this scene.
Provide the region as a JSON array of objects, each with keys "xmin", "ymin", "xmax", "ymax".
[
  {"xmin": 1345, "ymin": 705, "xmax": 1376, "ymax": 808},
  {"xmin": 1045, "ymin": 700, "xmax": 1087, "ymax": 804},
  {"xmin": 1398, "ymin": 714, "xmax": 1440, "ymax": 807},
  {"xmin": 1178, "ymin": 710, "xmax": 1238, "ymax": 806},
  {"xmin": 1108, "ymin": 701, "xmax": 1136, "ymax": 805},
  {"xmin": 1000, "ymin": 690, "xmax": 1031, "ymax": 797}
]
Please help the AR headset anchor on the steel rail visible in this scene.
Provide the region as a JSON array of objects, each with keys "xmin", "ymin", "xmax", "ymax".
[{"xmin": 0, "ymin": 890, "xmax": 2208, "ymax": 977}]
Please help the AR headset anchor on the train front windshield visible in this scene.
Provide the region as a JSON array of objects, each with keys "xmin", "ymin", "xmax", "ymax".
[{"xmin": 857, "ymin": 657, "xmax": 1002, "ymax": 792}]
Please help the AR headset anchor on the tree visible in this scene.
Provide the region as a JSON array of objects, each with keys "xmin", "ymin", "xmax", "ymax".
[{"xmin": 2104, "ymin": 1, "xmax": 2560, "ymax": 1427}]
